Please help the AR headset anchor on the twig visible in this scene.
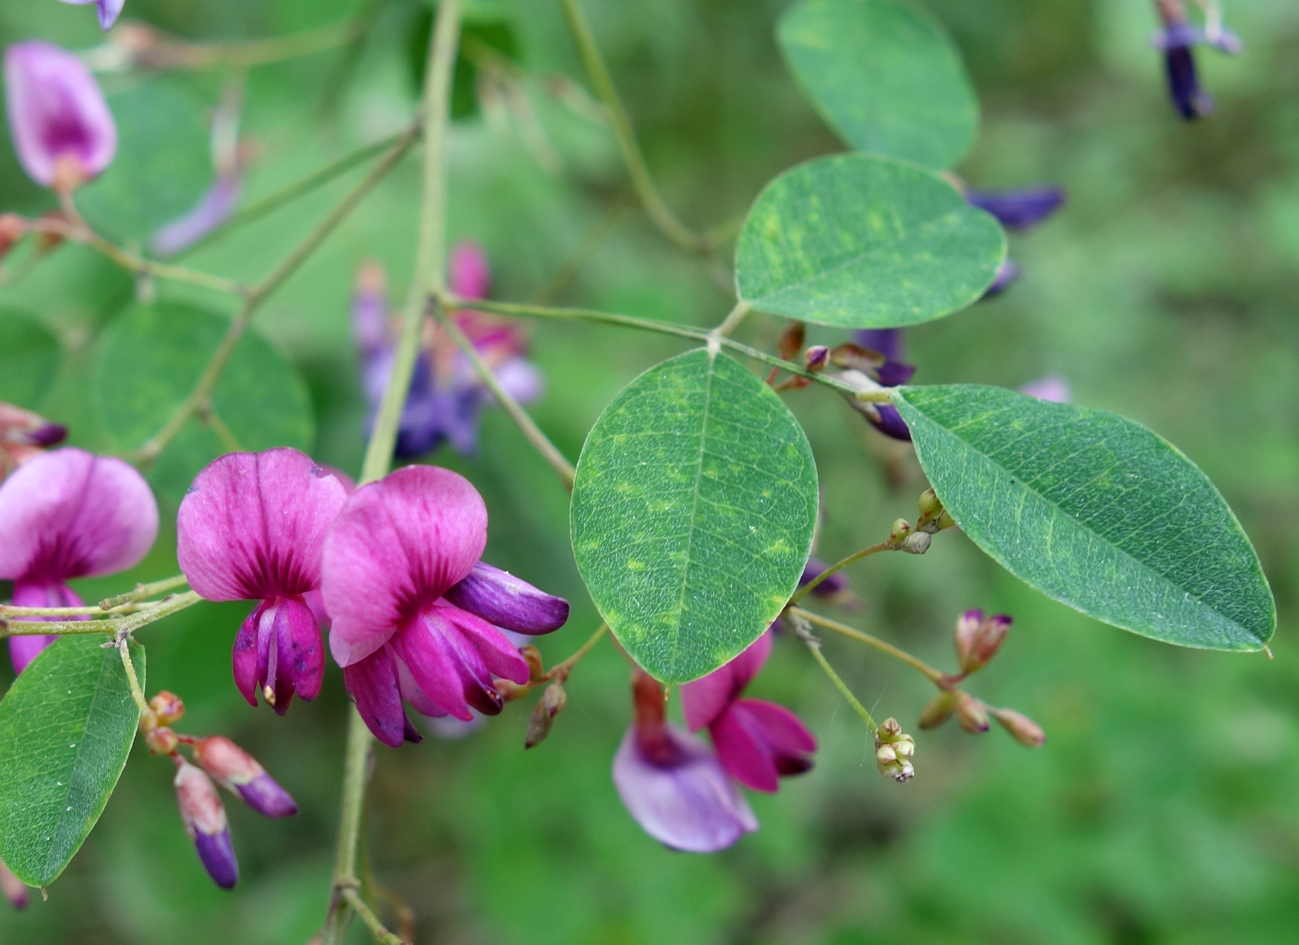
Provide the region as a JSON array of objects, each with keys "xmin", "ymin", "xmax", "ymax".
[
  {"xmin": 790, "ymin": 606, "xmax": 944, "ymax": 685},
  {"xmin": 342, "ymin": 888, "xmax": 409, "ymax": 945}
]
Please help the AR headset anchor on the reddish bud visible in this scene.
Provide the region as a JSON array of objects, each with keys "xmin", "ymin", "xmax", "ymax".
[
  {"xmin": 145, "ymin": 726, "xmax": 179, "ymax": 756},
  {"xmin": 174, "ymin": 758, "xmax": 237, "ymax": 889},
  {"xmin": 193, "ymin": 736, "xmax": 297, "ymax": 819},
  {"xmin": 992, "ymin": 708, "xmax": 1046, "ymax": 748},
  {"xmin": 954, "ymin": 609, "xmax": 983, "ymax": 668},
  {"xmin": 524, "ymin": 682, "xmax": 568, "ymax": 749},
  {"xmin": 803, "ymin": 345, "xmax": 830, "ymax": 371},
  {"xmin": 0, "ymin": 859, "xmax": 27, "ymax": 910},
  {"xmin": 777, "ymin": 322, "xmax": 805, "ymax": 362},
  {"xmin": 521, "ymin": 645, "xmax": 545, "ymax": 682},
  {"xmin": 149, "ymin": 690, "xmax": 185, "ymax": 726},
  {"xmin": 0, "ymin": 214, "xmax": 26, "ymax": 260},
  {"xmin": 917, "ymin": 691, "xmax": 955, "ymax": 729},
  {"xmin": 954, "ymin": 692, "xmax": 990, "ymax": 734}
]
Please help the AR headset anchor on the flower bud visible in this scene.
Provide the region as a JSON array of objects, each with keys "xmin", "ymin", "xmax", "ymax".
[
  {"xmin": 0, "ymin": 859, "xmax": 27, "ymax": 910},
  {"xmin": 918, "ymin": 691, "xmax": 955, "ymax": 729},
  {"xmin": 777, "ymin": 322, "xmax": 805, "ymax": 362},
  {"xmin": 174, "ymin": 759, "xmax": 238, "ymax": 889},
  {"xmin": 917, "ymin": 488, "xmax": 941, "ymax": 519},
  {"xmin": 889, "ymin": 519, "xmax": 912, "ymax": 543},
  {"xmin": 149, "ymin": 690, "xmax": 185, "ymax": 726},
  {"xmin": 145, "ymin": 726, "xmax": 179, "ymax": 756},
  {"xmin": 193, "ymin": 736, "xmax": 297, "ymax": 819},
  {"xmin": 954, "ymin": 692, "xmax": 990, "ymax": 734},
  {"xmin": 954, "ymin": 609, "xmax": 983, "ymax": 668},
  {"xmin": 874, "ymin": 718, "xmax": 916, "ymax": 782},
  {"xmin": 525, "ymin": 682, "xmax": 567, "ymax": 749},
  {"xmin": 803, "ymin": 345, "xmax": 829, "ymax": 371},
  {"xmin": 521, "ymin": 645, "xmax": 545, "ymax": 682},
  {"xmin": 992, "ymin": 708, "xmax": 1046, "ymax": 748},
  {"xmin": 899, "ymin": 532, "xmax": 931, "ymax": 555},
  {"xmin": 964, "ymin": 614, "xmax": 1010, "ymax": 674}
]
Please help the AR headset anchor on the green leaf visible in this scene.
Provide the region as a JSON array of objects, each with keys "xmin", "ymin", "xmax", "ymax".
[
  {"xmin": 735, "ymin": 154, "xmax": 1005, "ymax": 328},
  {"xmin": 94, "ymin": 301, "xmax": 314, "ymax": 502},
  {"xmin": 78, "ymin": 81, "xmax": 212, "ymax": 243},
  {"xmin": 0, "ymin": 637, "xmax": 145, "ymax": 887},
  {"xmin": 778, "ymin": 0, "xmax": 978, "ymax": 169},
  {"xmin": 571, "ymin": 349, "xmax": 819, "ymax": 683},
  {"xmin": 0, "ymin": 309, "xmax": 60, "ymax": 406},
  {"xmin": 894, "ymin": 385, "xmax": 1276, "ymax": 650}
]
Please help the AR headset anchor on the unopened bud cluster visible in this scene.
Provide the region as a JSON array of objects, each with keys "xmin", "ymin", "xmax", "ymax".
[
  {"xmin": 139, "ymin": 690, "xmax": 298, "ymax": 889},
  {"xmin": 874, "ymin": 717, "xmax": 916, "ymax": 782}
]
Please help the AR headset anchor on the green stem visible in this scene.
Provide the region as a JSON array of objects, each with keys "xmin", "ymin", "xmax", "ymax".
[
  {"xmin": 178, "ymin": 130, "xmax": 414, "ymax": 259},
  {"xmin": 790, "ymin": 606, "xmax": 944, "ymax": 685},
  {"xmin": 788, "ymin": 540, "xmax": 896, "ymax": 607},
  {"xmin": 117, "ymin": 636, "xmax": 151, "ymax": 717},
  {"xmin": 547, "ymin": 622, "xmax": 608, "ymax": 683},
  {"xmin": 443, "ymin": 296, "xmax": 896, "ymax": 402},
  {"xmin": 790, "ymin": 613, "xmax": 879, "ymax": 735},
  {"xmin": 437, "ymin": 310, "xmax": 577, "ymax": 490},
  {"xmin": 99, "ymin": 574, "xmax": 190, "ymax": 609},
  {"xmin": 324, "ymin": 5, "xmax": 463, "ymax": 944},
  {"xmin": 138, "ymin": 125, "xmax": 419, "ymax": 467},
  {"xmin": 1, "ymin": 591, "xmax": 203, "ymax": 637},
  {"xmin": 342, "ymin": 888, "xmax": 407, "ymax": 945},
  {"xmin": 711, "ymin": 301, "xmax": 751, "ymax": 339},
  {"xmin": 556, "ymin": 0, "xmax": 710, "ymax": 255}
]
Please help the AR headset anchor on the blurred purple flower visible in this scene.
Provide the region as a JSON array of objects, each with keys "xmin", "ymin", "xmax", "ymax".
[
  {"xmin": 355, "ymin": 242, "xmax": 543, "ymax": 460},
  {"xmin": 0, "ymin": 448, "xmax": 158, "ymax": 674},
  {"xmin": 174, "ymin": 758, "xmax": 238, "ymax": 889},
  {"xmin": 1019, "ymin": 374, "xmax": 1071, "ymax": 403},
  {"xmin": 844, "ymin": 329, "xmax": 916, "ymax": 442},
  {"xmin": 981, "ymin": 259, "xmax": 1022, "ymax": 299},
  {"xmin": 613, "ymin": 671, "xmax": 758, "ymax": 852},
  {"xmin": 1151, "ymin": 0, "xmax": 1241, "ymax": 121},
  {"xmin": 681, "ymin": 631, "xmax": 816, "ymax": 793},
  {"xmin": 966, "ymin": 186, "xmax": 1066, "ymax": 231},
  {"xmin": 4, "ymin": 41, "xmax": 117, "ymax": 189},
  {"xmin": 150, "ymin": 171, "xmax": 241, "ymax": 256},
  {"xmin": 57, "ymin": 0, "xmax": 126, "ymax": 32}
]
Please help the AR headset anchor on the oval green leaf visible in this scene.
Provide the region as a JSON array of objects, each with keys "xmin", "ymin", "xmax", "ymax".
[
  {"xmin": 571, "ymin": 349, "xmax": 819, "ymax": 683},
  {"xmin": 778, "ymin": 0, "xmax": 978, "ymax": 169},
  {"xmin": 895, "ymin": 385, "xmax": 1276, "ymax": 650},
  {"xmin": 0, "ymin": 637, "xmax": 145, "ymax": 887},
  {"xmin": 78, "ymin": 81, "xmax": 212, "ymax": 243},
  {"xmin": 0, "ymin": 309, "xmax": 60, "ymax": 406},
  {"xmin": 735, "ymin": 154, "xmax": 1005, "ymax": 328},
  {"xmin": 94, "ymin": 301, "xmax": 314, "ymax": 503}
]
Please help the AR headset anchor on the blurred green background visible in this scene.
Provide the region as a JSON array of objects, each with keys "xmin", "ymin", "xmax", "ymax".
[{"xmin": 1, "ymin": 0, "xmax": 1297, "ymax": 942}]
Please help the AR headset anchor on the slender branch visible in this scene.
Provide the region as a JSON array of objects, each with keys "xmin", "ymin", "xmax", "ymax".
[
  {"xmin": 546, "ymin": 622, "xmax": 608, "ymax": 683},
  {"xmin": 99, "ymin": 574, "xmax": 189, "ymax": 609},
  {"xmin": 92, "ymin": 21, "xmax": 360, "ymax": 73},
  {"xmin": 788, "ymin": 612, "xmax": 878, "ymax": 735},
  {"xmin": 1, "ymin": 591, "xmax": 203, "ymax": 638},
  {"xmin": 178, "ymin": 130, "xmax": 414, "ymax": 258},
  {"xmin": 788, "ymin": 540, "xmax": 896, "ymax": 607},
  {"xmin": 790, "ymin": 606, "xmax": 944, "ymax": 685},
  {"xmin": 436, "ymin": 310, "xmax": 577, "ymax": 490},
  {"xmin": 342, "ymin": 888, "xmax": 408, "ymax": 945},
  {"xmin": 117, "ymin": 636, "xmax": 151, "ymax": 716},
  {"xmin": 556, "ymin": 0, "xmax": 711, "ymax": 255},
  {"xmin": 324, "ymin": 5, "xmax": 463, "ymax": 944},
  {"xmin": 23, "ymin": 217, "xmax": 248, "ymax": 296},
  {"xmin": 443, "ymin": 296, "xmax": 897, "ymax": 402},
  {"xmin": 0, "ymin": 602, "xmax": 147, "ymax": 618},
  {"xmin": 137, "ymin": 126, "xmax": 419, "ymax": 466},
  {"xmin": 711, "ymin": 301, "xmax": 751, "ymax": 340}
]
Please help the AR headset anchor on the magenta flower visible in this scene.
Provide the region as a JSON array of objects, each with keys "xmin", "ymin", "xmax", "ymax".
[
  {"xmin": 176, "ymin": 448, "xmax": 349, "ymax": 714},
  {"xmin": 681, "ymin": 631, "xmax": 816, "ymax": 793},
  {"xmin": 173, "ymin": 757, "xmax": 237, "ymax": 889},
  {"xmin": 613, "ymin": 671, "xmax": 758, "ymax": 853},
  {"xmin": 321, "ymin": 465, "xmax": 567, "ymax": 747},
  {"xmin": 56, "ymin": 0, "xmax": 126, "ymax": 31},
  {"xmin": 0, "ymin": 448, "xmax": 158, "ymax": 674},
  {"xmin": 4, "ymin": 42, "xmax": 117, "ymax": 190}
]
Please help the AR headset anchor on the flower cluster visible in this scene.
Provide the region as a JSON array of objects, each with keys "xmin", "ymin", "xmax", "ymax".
[
  {"xmin": 354, "ymin": 244, "xmax": 543, "ymax": 459},
  {"xmin": 1152, "ymin": 0, "xmax": 1242, "ymax": 120}
]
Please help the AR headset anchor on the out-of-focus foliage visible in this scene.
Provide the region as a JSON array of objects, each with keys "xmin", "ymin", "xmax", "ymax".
[{"xmin": 0, "ymin": 0, "xmax": 1296, "ymax": 942}]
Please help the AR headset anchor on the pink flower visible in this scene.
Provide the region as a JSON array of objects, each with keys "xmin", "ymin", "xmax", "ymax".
[
  {"xmin": 176, "ymin": 448, "xmax": 349, "ymax": 714},
  {"xmin": 4, "ymin": 42, "xmax": 117, "ymax": 189},
  {"xmin": 1019, "ymin": 374, "xmax": 1071, "ymax": 403},
  {"xmin": 681, "ymin": 631, "xmax": 816, "ymax": 793},
  {"xmin": 0, "ymin": 448, "xmax": 158, "ymax": 673},
  {"xmin": 56, "ymin": 0, "xmax": 127, "ymax": 32},
  {"xmin": 613, "ymin": 672, "xmax": 758, "ymax": 852},
  {"xmin": 0, "ymin": 401, "xmax": 67, "ymax": 476},
  {"xmin": 320, "ymin": 466, "xmax": 568, "ymax": 747}
]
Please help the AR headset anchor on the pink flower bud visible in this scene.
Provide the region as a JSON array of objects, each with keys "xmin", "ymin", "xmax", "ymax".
[
  {"xmin": 148, "ymin": 690, "xmax": 185, "ymax": 726},
  {"xmin": 0, "ymin": 859, "xmax": 27, "ymax": 909},
  {"xmin": 954, "ymin": 692, "xmax": 990, "ymax": 734},
  {"xmin": 4, "ymin": 42, "xmax": 117, "ymax": 189},
  {"xmin": 56, "ymin": 0, "xmax": 126, "ymax": 32},
  {"xmin": 174, "ymin": 759, "xmax": 237, "ymax": 889},
  {"xmin": 193, "ymin": 736, "xmax": 297, "ymax": 819},
  {"xmin": 917, "ymin": 691, "xmax": 955, "ymax": 729},
  {"xmin": 992, "ymin": 708, "xmax": 1047, "ymax": 748}
]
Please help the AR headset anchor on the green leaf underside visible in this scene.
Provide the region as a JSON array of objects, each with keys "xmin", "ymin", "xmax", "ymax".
[
  {"xmin": 778, "ymin": 0, "xmax": 978, "ymax": 169},
  {"xmin": 78, "ymin": 82, "xmax": 212, "ymax": 243},
  {"xmin": 736, "ymin": 154, "xmax": 1005, "ymax": 329},
  {"xmin": 895, "ymin": 385, "xmax": 1275, "ymax": 650},
  {"xmin": 94, "ymin": 301, "xmax": 314, "ymax": 503},
  {"xmin": 571, "ymin": 349, "xmax": 819, "ymax": 683},
  {"xmin": 0, "ymin": 309, "xmax": 60, "ymax": 406},
  {"xmin": 0, "ymin": 637, "xmax": 145, "ymax": 886}
]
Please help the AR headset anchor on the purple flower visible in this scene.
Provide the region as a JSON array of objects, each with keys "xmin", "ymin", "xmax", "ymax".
[
  {"xmin": 1149, "ymin": 0, "xmax": 1243, "ymax": 123},
  {"xmin": 193, "ymin": 736, "xmax": 297, "ymax": 819},
  {"xmin": 981, "ymin": 259, "xmax": 1022, "ymax": 299},
  {"xmin": 965, "ymin": 187, "xmax": 1066, "ymax": 231},
  {"xmin": 613, "ymin": 672, "xmax": 758, "ymax": 852},
  {"xmin": 844, "ymin": 330, "xmax": 916, "ymax": 442},
  {"xmin": 0, "ymin": 860, "xmax": 27, "ymax": 909},
  {"xmin": 680, "ymin": 631, "xmax": 816, "ymax": 793},
  {"xmin": 56, "ymin": 0, "xmax": 126, "ymax": 32},
  {"xmin": 173, "ymin": 758, "xmax": 238, "ymax": 889},
  {"xmin": 4, "ymin": 42, "xmax": 117, "ymax": 190},
  {"xmin": 0, "ymin": 448, "xmax": 158, "ymax": 674},
  {"xmin": 150, "ymin": 171, "xmax": 242, "ymax": 257},
  {"xmin": 1019, "ymin": 374, "xmax": 1071, "ymax": 403},
  {"xmin": 176, "ymin": 448, "xmax": 349, "ymax": 714},
  {"xmin": 320, "ymin": 465, "xmax": 568, "ymax": 747},
  {"xmin": 355, "ymin": 243, "xmax": 544, "ymax": 460}
]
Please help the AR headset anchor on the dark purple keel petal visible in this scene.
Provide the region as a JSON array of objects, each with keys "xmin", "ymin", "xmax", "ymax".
[
  {"xmin": 232, "ymin": 605, "xmax": 262, "ymax": 707},
  {"xmin": 276, "ymin": 594, "xmax": 325, "ymax": 704},
  {"xmin": 394, "ymin": 613, "xmax": 475, "ymax": 722},
  {"xmin": 237, "ymin": 776, "xmax": 298, "ymax": 819},
  {"xmin": 174, "ymin": 759, "xmax": 237, "ymax": 889},
  {"xmin": 852, "ymin": 401, "xmax": 912, "ymax": 442},
  {"xmin": 343, "ymin": 647, "xmax": 411, "ymax": 748},
  {"xmin": 194, "ymin": 830, "xmax": 238, "ymax": 890},
  {"xmin": 852, "ymin": 328, "xmax": 903, "ymax": 362},
  {"xmin": 1165, "ymin": 45, "xmax": 1212, "ymax": 120},
  {"xmin": 965, "ymin": 187, "xmax": 1066, "ymax": 231},
  {"xmin": 193, "ymin": 736, "xmax": 298, "ymax": 819},
  {"xmin": 443, "ymin": 562, "xmax": 570, "ymax": 635}
]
